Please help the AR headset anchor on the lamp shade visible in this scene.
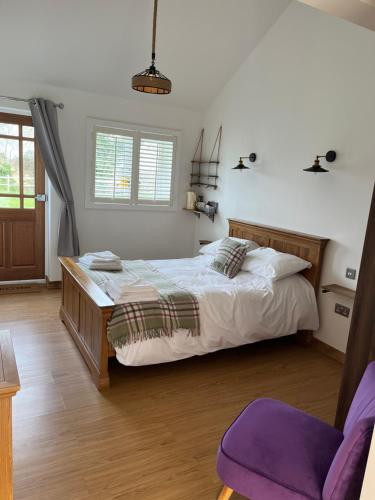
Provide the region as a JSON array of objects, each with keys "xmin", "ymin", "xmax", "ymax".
[
  {"xmin": 304, "ymin": 158, "xmax": 329, "ymax": 173},
  {"xmin": 132, "ymin": 65, "xmax": 171, "ymax": 95},
  {"xmin": 233, "ymin": 159, "xmax": 250, "ymax": 170}
]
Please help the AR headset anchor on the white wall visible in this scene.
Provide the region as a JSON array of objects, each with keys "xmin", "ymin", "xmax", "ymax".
[
  {"xmin": 197, "ymin": 2, "xmax": 375, "ymax": 353},
  {"xmin": 0, "ymin": 79, "xmax": 202, "ymax": 280},
  {"xmin": 297, "ymin": 0, "xmax": 375, "ymax": 32}
]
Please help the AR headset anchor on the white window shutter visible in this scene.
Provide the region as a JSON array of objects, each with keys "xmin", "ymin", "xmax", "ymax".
[
  {"xmin": 89, "ymin": 120, "xmax": 177, "ymax": 209},
  {"xmin": 94, "ymin": 131, "xmax": 133, "ymax": 201},
  {"xmin": 137, "ymin": 136, "xmax": 175, "ymax": 204}
]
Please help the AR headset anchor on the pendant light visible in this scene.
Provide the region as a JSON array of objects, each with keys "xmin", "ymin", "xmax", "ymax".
[{"xmin": 132, "ymin": 0, "xmax": 172, "ymax": 95}]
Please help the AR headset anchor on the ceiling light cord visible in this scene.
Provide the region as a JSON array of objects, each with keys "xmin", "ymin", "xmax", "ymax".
[{"xmin": 151, "ymin": 0, "xmax": 158, "ymax": 66}]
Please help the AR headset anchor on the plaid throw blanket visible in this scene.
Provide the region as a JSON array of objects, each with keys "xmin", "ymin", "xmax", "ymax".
[{"xmin": 78, "ymin": 260, "xmax": 200, "ymax": 347}]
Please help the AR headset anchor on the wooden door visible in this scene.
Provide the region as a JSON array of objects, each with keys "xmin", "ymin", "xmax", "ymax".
[
  {"xmin": 335, "ymin": 182, "xmax": 375, "ymax": 429},
  {"xmin": 0, "ymin": 112, "xmax": 45, "ymax": 281}
]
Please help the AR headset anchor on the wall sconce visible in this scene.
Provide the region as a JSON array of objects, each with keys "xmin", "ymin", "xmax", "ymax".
[
  {"xmin": 304, "ymin": 150, "xmax": 336, "ymax": 173},
  {"xmin": 233, "ymin": 153, "xmax": 257, "ymax": 171}
]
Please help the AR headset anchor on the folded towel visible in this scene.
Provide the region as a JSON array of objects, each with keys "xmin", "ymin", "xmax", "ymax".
[
  {"xmin": 89, "ymin": 262, "xmax": 123, "ymax": 271},
  {"xmin": 105, "ymin": 280, "xmax": 158, "ymax": 295},
  {"xmin": 107, "ymin": 278, "xmax": 156, "ymax": 294},
  {"xmin": 85, "ymin": 250, "xmax": 120, "ymax": 259},
  {"xmin": 110, "ymin": 293, "xmax": 159, "ymax": 305},
  {"xmin": 85, "ymin": 251, "xmax": 120, "ymax": 261},
  {"xmin": 81, "ymin": 250, "xmax": 120, "ymax": 263},
  {"xmin": 79, "ymin": 251, "xmax": 122, "ymax": 270},
  {"xmin": 79, "ymin": 259, "xmax": 122, "ymax": 271},
  {"xmin": 105, "ymin": 280, "xmax": 159, "ymax": 304},
  {"xmin": 106, "ymin": 291, "xmax": 160, "ymax": 304}
]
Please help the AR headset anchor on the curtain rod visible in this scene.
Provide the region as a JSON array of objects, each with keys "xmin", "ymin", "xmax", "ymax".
[{"xmin": 0, "ymin": 95, "xmax": 64, "ymax": 109}]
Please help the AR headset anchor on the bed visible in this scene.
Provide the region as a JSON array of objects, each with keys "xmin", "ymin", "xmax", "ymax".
[{"xmin": 59, "ymin": 219, "xmax": 329, "ymax": 389}]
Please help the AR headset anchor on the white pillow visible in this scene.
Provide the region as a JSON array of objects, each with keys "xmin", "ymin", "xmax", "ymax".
[
  {"xmin": 241, "ymin": 247, "xmax": 312, "ymax": 280},
  {"xmin": 200, "ymin": 237, "xmax": 259, "ymax": 255}
]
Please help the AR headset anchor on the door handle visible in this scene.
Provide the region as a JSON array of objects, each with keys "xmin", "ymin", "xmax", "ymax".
[{"xmin": 35, "ymin": 194, "xmax": 48, "ymax": 202}]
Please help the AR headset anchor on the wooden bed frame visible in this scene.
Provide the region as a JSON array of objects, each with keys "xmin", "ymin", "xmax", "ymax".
[{"xmin": 59, "ymin": 219, "xmax": 329, "ymax": 390}]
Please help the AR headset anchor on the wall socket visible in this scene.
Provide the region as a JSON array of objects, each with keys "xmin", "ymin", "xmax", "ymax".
[
  {"xmin": 346, "ymin": 268, "xmax": 356, "ymax": 280},
  {"xmin": 335, "ymin": 303, "xmax": 351, "ymax": 318}
]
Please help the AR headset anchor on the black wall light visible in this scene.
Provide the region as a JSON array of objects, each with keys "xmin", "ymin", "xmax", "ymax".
[
  {"xmin": 233, "ymin": 153, "xmax": 257, "ymax": 171},
  {"xmin": 304, "ymin": 150, "xmax": 336, "ymax": 173}
]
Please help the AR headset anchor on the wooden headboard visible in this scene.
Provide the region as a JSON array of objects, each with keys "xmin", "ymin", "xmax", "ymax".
[{"xmin": 228, "ymin": 219, "xmax": 329, "ymax": 294}]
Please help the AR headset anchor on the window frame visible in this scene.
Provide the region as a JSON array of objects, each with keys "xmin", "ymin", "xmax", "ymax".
[
  {"xmin": 85, "ymin": 118, "xmax": 180, "ymax": 211},
  {"xmin": 0, "ymin": 112, "xmax": 37, "ymax": 210}
]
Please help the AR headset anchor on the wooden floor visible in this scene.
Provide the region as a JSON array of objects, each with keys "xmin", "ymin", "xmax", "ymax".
[{"xmin": 0, "ymin": 289, "xmax": 343, "ymax": 500}]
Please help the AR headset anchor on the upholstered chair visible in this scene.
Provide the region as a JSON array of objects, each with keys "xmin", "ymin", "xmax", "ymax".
[{"xmin": 216, "ymin": 361, "xmax": 375, "ymax": 500}]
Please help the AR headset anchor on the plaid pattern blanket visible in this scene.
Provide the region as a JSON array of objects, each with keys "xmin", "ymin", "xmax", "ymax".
[{"xmin": 78, "ymin": 260, "xmax": 200, "ymax": 347}]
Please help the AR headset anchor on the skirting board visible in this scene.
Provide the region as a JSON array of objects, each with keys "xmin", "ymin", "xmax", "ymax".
[
  {"xmin": 0, "ymin": 283, "xmax": 42, "ymax": 295},
  {"xmin": 312, "ymin": 338, "xmax": 345, "ymax": 364},
  {"xmin": 45, "ymin": 277, "xmax": 62, "ymax": 289}
]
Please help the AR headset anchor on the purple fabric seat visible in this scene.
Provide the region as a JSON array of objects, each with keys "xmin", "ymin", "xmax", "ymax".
[{"xmin": 217, "ymin": 361, "xmax": 375, "ymax": 500}]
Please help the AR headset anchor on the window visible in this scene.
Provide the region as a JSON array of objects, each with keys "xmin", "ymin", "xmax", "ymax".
[
  {"xmin": 0, "ymin": 117, "xmax": 36, "ymax": 209},
  {"xmin": 86, "ymin": 119, "xmax": 179, "ymax": 209}
]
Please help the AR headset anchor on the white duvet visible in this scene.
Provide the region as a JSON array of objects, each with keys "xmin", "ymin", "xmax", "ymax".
[{"xmin": 113, "ymin": 255, "xmax": 319, "ymax": 367}]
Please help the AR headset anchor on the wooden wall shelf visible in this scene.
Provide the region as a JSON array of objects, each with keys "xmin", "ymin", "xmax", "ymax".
[
  {"xmin": 191, "ymin": 161, "xmax": 219, "ymax": 165},
  {"xmin": 321, "ymin": 283, "xmax": 356, "ymax": 300},
  {"xmin": 183, "ymin": 208, "xmax": 202, "ymax": 218},
  {"xmin": 190, "ymin": 182, "xmax": 218, "ymax": 189},
  {"xmin": 190, "ymin": 126, "xmax": 222, "ymax": 190},
  {"xmin": 190, "ymin": 174, "xmax": 219, "ymax": 179},
  {"xmin": 183, "ymin": 208, "xmax": 216, "ymax": 221},
  {"xmin": 183, "ymin": 201, "xmax": 218, "ymax": 222}
]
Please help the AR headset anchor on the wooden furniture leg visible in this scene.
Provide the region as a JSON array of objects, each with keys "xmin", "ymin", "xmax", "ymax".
[
  {"xmin": 218, "ymin": 485, "xmax": 234, "ymax": 500},
  {"xmin": 0, "ymin": 331, "xmax": 20, "ymax": 500},
  {"xmin": 296, "ymin": 330, "xmax": 314, "ymax": 346}
]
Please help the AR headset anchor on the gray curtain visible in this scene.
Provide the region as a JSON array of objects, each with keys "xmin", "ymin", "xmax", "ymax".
[{"xmin": 29, "ymin": 98, "xmax": 80, "ymax": 256}]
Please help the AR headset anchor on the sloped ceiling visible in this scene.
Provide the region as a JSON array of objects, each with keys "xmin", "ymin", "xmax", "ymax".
[
  {"xmin": 297, "ymin": 0, "xmax": 375, "ymax": 31},
  {"xmin": 0, "ymin": 0, "xmax": 291, "ymax": 111}
]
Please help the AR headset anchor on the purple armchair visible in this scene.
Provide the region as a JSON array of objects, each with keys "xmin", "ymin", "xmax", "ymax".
[{"xmin": 217, "ymin": 361, "xmax": 375, "ymax": 500}]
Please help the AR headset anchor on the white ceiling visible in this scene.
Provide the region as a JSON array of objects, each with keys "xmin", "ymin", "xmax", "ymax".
[
  {"xmin": 0, "ymin": 0, "xmax": 291, "ymax": 111},
  {"xmin": 297, "ymin": 0, "xmax": 375, "ymax": 31}
]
